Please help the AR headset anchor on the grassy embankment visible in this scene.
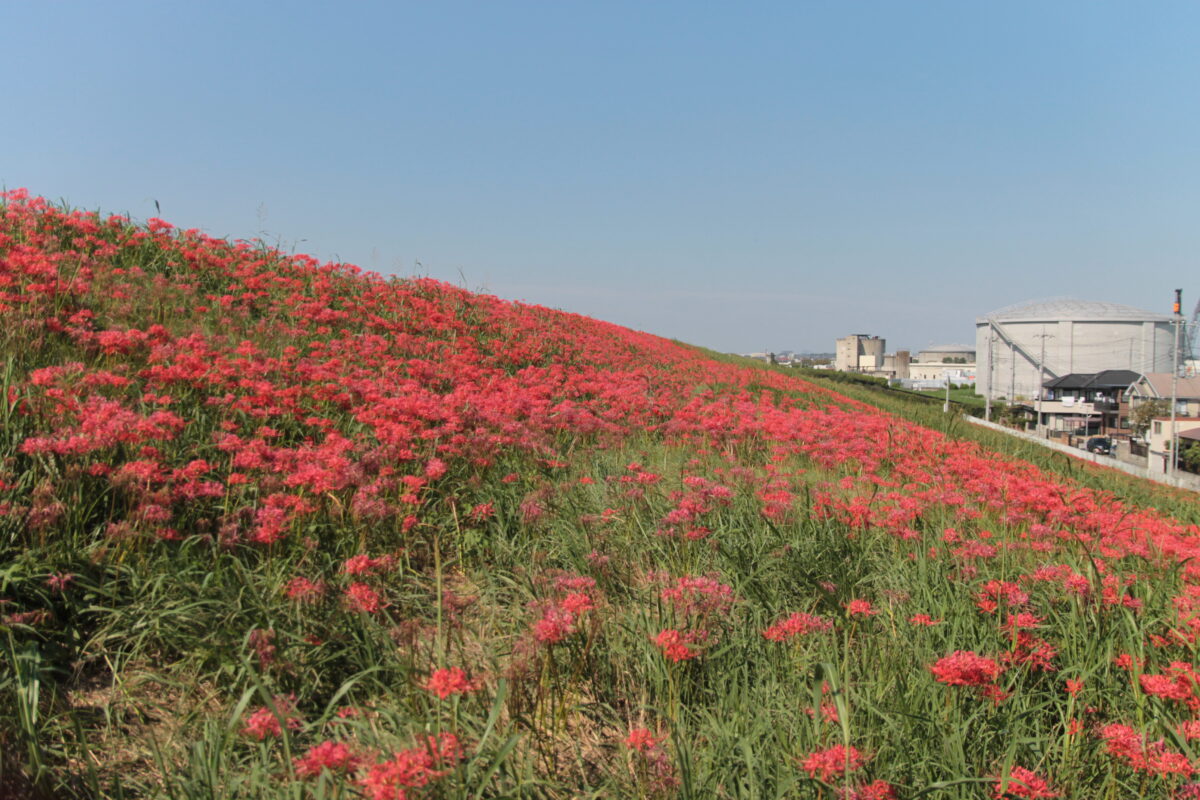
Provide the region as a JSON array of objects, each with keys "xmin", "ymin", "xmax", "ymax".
[{"xmin": 4, "ymin": 192, "xmax": 1200, "ymax": 799}]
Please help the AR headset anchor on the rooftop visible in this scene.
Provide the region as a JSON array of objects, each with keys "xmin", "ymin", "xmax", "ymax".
[
  {"xmin": 1135, "ymin": 373, "xmax": 1200, "ymax": 398},
  {"xmin": 978, "ymin": 297, "xmax": 1172, "ymax": 324},
  {"xmin": 1044, "ymin": 370, "xmax": 1141, "ymax": 391}
]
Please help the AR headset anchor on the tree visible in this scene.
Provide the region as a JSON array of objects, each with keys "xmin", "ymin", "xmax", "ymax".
[
  {"xmin": 1181, "ymin": 441, "xmax": 1200, "ymax": 474},
  {"xmin": 1129, "ymin": 398, "xmax": 1170, "ymax": 439}
]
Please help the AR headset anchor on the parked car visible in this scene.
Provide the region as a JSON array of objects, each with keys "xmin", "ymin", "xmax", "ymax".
[{"xmin": 1085, "ymin": 436, "xmax": 1112, "ymax": 455}]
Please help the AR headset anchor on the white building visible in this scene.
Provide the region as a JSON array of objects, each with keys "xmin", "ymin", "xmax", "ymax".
[{"xmin": 907, "ymin": 362, "xmax": 977, "ymax": 383}]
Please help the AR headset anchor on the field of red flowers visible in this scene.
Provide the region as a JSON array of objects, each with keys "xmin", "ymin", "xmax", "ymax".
[{"xmin": 4, "ymin": 189, "xmax": 1200, "ymax": 799}]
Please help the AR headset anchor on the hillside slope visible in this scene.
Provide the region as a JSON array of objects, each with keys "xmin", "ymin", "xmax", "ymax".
[{"xmin": 4, "ymin": 190, "xmax": 1200, "ymax": 799}]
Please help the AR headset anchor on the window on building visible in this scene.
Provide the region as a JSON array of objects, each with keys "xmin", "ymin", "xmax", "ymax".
[{"xmin": 1154, "ymin": 421, "xmax": 1163, "ymax": 435}]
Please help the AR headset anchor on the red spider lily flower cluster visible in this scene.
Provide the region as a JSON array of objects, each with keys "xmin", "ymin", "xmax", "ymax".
[
  {"xmin": 294, "ymin": 739, "xmax": 362, "ymax": 779},
  {"xmin": 527, "ymin": 573, "xmax": 600, "ymax": 646},
  {"xmin": 654, "ymin": 628, "xmax": 707, "ymax": 662},
  {"xmin": 801, "ymin": 744, "xmax": 864, "ymax": 782},
  {"xmin": 992, "ymin": 765, "xmax": 1059, "ymax": 798},
  {"xmin": 838, "ymin": 780, "xmax": 897, "ymax": 800},
  {"xmin": 931, "ymin": 650, "xmax": 1010, "ymax": 703},
  {"xmin": 358, "ymin": 733, "xmax": 463, "ymax": 800},
  {"xmin": 930, "ymin": 651, "xmax": 1005, "ymax": 687},
  {"xmin": 241, "ymin": 694, "xmax": 303, "ymax": 739},
  {"xmin": 1139, "ymin": 662, "xmax": 1200, "ymax": 711},
  {"xmin": 1099, "ymin": 723, "xmax": 1195, "ymax": 779},
  {"xmin": 624, "ymin": 726, "xmax": 677, "ymax": 794},
  {"xmin": 659, "ymin": 574, "xmax": 736, "ymax": 622},
  {"xmin": 648, "ymin": 572, "xmax": 737, "ymax": 660},
  {"xmin": 424, "ymin": 667, "xmax": 478, "ymax": 700},
  {"xmin": 763, "ymin": 611, "xmax": 834, "ymax": 642},
  {"xmin": 844, "ymin": 598, "xmax": 878, "ymax": 617}
]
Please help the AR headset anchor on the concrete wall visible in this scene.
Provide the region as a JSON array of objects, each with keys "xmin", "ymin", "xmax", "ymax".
[{"xmin": 964, "ymin": 416, "xmax": 1200, "ymax": 492}]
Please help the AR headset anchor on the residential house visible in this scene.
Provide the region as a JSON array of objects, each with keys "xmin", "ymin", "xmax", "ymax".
[
  {"xmin": 1027, "ymin": 370, "xmax": 1140, "ymax": 435},
  {"xmin": 1146, "ymin": 417, "xmax": 1200, "ymax": 474},
  {"xmin": 1125, "ymin": 373, "xmax": 1200, "ymax": 418}
]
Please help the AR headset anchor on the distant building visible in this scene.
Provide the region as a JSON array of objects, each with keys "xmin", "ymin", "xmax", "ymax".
[
  {"xmin": 834, "ymin": 334, "xmax": 909, "ymax": 379},
  {"xmin": 835, "ymin": 334, "xmax": 885, "ymax": 372},
  {"xmin": 917, "ymin": 343, "xmax": 976, "ymax": 363},
  {"xmin": 907, "ymin": 343, "xmax": 976, "ymax": 386},
  {"xmin": 907, "ymin": 362, "xmax": 977, "ymax": 384}
]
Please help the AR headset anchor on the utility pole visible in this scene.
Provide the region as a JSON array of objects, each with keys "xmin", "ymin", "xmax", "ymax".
[
  {"xmin": 1170, "ymin": 289, "xmax": 1182, "ymax": 478},
  {"xmin": 1009, "ymin": 338, "xmax": 1016, "ymax": 401},
  {"xmin": 1034, "ymin": 326, "xmax": 1052, "ymax": 437},
  {"xmin": 984, "ymin": 325, "xmax": 993, "ymax": 421}
]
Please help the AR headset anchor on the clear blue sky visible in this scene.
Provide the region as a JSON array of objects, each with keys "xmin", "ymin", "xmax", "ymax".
[{"xmin": 4, "ymin": 2, "xmax": 1199, "ymax": 353}]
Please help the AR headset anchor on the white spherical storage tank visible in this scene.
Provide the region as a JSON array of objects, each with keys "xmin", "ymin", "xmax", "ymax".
[{"xmin": 976, "ymin": 298, "xmax": 1176, "ymax": 400}]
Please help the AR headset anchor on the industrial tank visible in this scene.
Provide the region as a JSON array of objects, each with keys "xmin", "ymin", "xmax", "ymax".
[{"xmin": 976, "ymin": 298, "xmax": 1176, "ymax": 400}]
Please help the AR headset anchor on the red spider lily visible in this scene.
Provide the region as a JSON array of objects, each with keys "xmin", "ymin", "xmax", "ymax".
[
  {"xmin": 285, "ymin": 576, "xmax": 325, "ymax": 603},
  {"xmin": 654, "ymin": 628, "xmax": 705, "ymax": 662},
  {"xmin": 625, "ymin": 727, "xmax": 662, "ymax": 752},
  {"xmin": 294, "ymin": 739, "xmax": 361, "ymax": 779},
  {"xmin": 424, "ymin": 667, "xmax": 477, "ymax": 700},
  {"xmin": 992, "ymin": 765, "xmax": 1059, "ymax": 798},
  {"xmin": 930, "ymin": 651, "xmax": 1004, "ymax": 687},
  {"xmin": 533, "ymin": 604, "xmax": 578, "ymax": 644},
  {"xmin": 801, "ymin": 744, "xmax": 863, "ymax": 782},
  {"xmin": 844, "ymin": 599, "xmax": 878, "ymax": 617},
  {"xmin": 1113, "ymin": 653, "xmax": 1142, "ymax": 671},
  {"xmin": 561, "ymin": 592, "xmax": 595, "ymax": 615},
  {"xmin": 660, "ymin": 574, "xmax": 735, "ymax": 620},
  {"xmin": 343, "ymin": 583, "xmax": 383, "ymax": 614},
  {"xmin": 343, "ymin": 553, "xmax": 396, "ymax": 576},
  {"xmin": 763, "ymin": 612, "xmax": 833, "ymax": 641},
  {"xmin": 241, "ymin": 694, "xmax": 302, "ymax": 739},
  {"xmin": 838, "ymin": 780, "xmax": 897, "ymax": 800},
  {"xmin": 358, "ymin": 733, "xmax": 462, "ymax": 800},
  {"xmin": 1004, "ymin": 632, "xmax": 1058, "ymax": 672},
  {"xmin": 1139, "ymin": 662, "xmax": 1200, "ymax": 711},
  {"xmin": 1099, "ymin": 723, "xmax": 1196, "ymax": 778},
  {"xmin": 45, "ymin": 572, "xmax": 75, "ymax": 593},
  {"xmin": 623, "ymin": 726, "xmax": 678, "ymax": 793}
]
